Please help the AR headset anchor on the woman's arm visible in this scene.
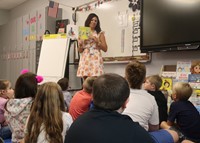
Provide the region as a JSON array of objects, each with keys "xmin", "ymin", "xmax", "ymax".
[
  {"xmin": 98, "ymin": 33, "xmax": 107, "ymax": 52},
  {"xmin": 78, "ymin": 39, "xmax": 84, "ymax": 53}
]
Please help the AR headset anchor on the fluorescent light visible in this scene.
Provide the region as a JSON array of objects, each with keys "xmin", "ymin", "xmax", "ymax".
[
  {"xmin": 166, "ymin": 0, "xmax": 198, "ymax": 5},
  {"xmin": 97, "ymin": 3, "xmax": 113, "ymax": 10}
]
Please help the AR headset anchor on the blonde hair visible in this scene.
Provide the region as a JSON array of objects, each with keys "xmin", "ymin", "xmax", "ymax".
[
  {"xmin": 146, "ymin": 75, "xmax": 162, "ymax": 91},
  {"xmin": 24, "ymin": 82, "xmax": 65, "ymax": 143},
  {"xmin": 83, "ymin": 77, "xmax": 97, "ymax": 93},
  {"xmin": 173, "ymin": 82, "xmax": 193, "ymax": 101}
]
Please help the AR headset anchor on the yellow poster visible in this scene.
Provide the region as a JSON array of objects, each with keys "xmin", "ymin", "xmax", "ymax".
[{"xmin": 160, "ymin": 77, "xmax": 172, "ymax": 91}]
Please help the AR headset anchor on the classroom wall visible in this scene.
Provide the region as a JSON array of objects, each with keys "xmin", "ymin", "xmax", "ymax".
[
  {"xmin": 0, "ymin": 10, "xmax": 9, "ymax": 25},
  {"xmin": 0, "ymin": 0, "xmax": 73, "ymax": 85},
  {"xmin": 104, "ymin": 50, "xmax": 200, "ymax": 77},
  {"xmin": 0, "ymin": 0, "xmax": 200, "ymax": 87},
  {"xmin": 9, "ymin": 0, "xmax": 82, "ymax": 23}
]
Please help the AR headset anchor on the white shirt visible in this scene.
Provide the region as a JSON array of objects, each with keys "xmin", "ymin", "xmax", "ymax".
[{"xmin": 123, "ymin": 89, "xmax": 159, "ymax": 131}]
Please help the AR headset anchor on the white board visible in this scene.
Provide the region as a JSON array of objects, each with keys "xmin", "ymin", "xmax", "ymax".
[
  {"xmin": 76, "ymin": 0, "xmax": 150, "ymax": 62},
  {"xmin": 76, "ymin": 1, "xmax": 132, "ymax": 59},
  {"xmin": 37, "ymin": 36, "xmax": 69, "ymax": 83}
]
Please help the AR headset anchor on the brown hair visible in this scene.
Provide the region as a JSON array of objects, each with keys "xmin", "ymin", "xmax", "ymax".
[
  {"xmin": 173, "ymin": 82, "xmax": 193, "ymax": 101},
  {"xmin": 0, "ymin": 80, "xmax": 10, "ymax": 90},
  {"xmin": 57, "ymin": 78, "xmax": 69, "ymax": 91},
  {"xmin": 93, "ymin": 73, "xmax": 130, "ymax": 110},
  {"xmin": 0, "ymin": 80, "xmax": 11, "ymax": 96},
  {"xmin": 24, "ymin": 82, "xmax": 65, "ymax": 143},
  {"xmin": 125, "ymin": 61, "xmax": 146, "ymax": 89},
  {"xmin": 85, "ymin": 13, "xmax": 101, "ymax": 34},
  {"xmin": 15, "ymin": 72, "xmax": 37, "ymax": 99}
]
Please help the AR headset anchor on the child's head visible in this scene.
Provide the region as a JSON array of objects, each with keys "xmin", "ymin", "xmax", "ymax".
[
  {"xmin": 93, "ymin": 73, "xmax": 130, "ymax": 111},
  {"xmin": 57, "ymin": 78, "xmax": 69, "ymax": 91},
  {"xmin": 125, "ymin": 60, "xmax": 146, "ymax": 89},
  {"xmin": 0, "ymin": 80, "xmax": 14, "ymax": 99},
  {"xmin": 143, "ymin": 75, "xmax": 162, "ymax": 91},
  {"xmin": 25, "ymin": 82, "xmax": 65, "ymax": 143},
  {"xmin": 172, "ymin": 82, "xmax": 193, "ymax": 101},
  {"xmin": 83, "ymin": 76, "xmax": 96, "ymax": 94},
  {"xmin": 15, "ymin": 72, "xmax": 38, "ymax": 99},
  {"xmin": 32, "ymin": 82, "xmax": 65, "ymax": 113}
]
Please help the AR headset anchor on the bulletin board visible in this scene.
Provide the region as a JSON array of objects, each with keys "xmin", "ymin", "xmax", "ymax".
[
  {"xmin": 75, "ymin": 0, "xmax": 150, "ymax": 63},
  {"xmin": 37, "ymin": 34, "xmax": 69, "ymax": 83}
]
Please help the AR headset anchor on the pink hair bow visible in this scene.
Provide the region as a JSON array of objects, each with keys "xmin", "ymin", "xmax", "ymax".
[{"xmin": 20, "ymin": 69, "xmax": 43, "ymax": 83}]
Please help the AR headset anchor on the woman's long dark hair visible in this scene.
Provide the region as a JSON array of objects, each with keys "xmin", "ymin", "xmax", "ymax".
[{"xmin": 85, "ymin": 13, "xmax": 101, "ymax": 34}]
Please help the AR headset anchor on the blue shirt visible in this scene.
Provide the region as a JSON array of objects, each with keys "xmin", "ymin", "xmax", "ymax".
[{"xmin": 168, "ymin": 101, "xmax": 200, "ymax": 139}]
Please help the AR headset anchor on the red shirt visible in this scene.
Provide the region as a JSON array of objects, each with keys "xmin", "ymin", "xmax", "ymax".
[{"xmin": 69, "ymin": 90, "xmax": 92, "ymax": 121}]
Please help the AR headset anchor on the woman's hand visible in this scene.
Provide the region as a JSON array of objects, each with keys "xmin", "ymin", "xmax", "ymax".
[
  {"xmin": 78, "ymin": 38, "xmax": 84, "ymax": 46},
  {"xmin": 90, "ymin": 35, "xmax": 99, "ymax": 44}
]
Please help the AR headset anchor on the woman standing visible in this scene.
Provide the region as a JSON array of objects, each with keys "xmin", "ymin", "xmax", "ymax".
[{"xmin": 77, "ymin": 13, "xmax": 107, "ymax": 80}]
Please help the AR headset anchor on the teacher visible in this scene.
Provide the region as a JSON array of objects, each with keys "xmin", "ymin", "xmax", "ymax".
[{"xmin": 77, "ymin": 13, "xmax": 108, "ymax": 80}]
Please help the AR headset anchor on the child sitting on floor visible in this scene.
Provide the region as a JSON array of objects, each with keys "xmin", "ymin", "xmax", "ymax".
[
  {"xmin": 160, "ymin": 82, "xmax": 200, "ymax": 142},
  {"xmin": 23, "ymin": 82, "xmax": 73, "ymax": 143},
  {"xmin": 57, "ymin": 78, "xmax": 72, "ymax": 111},
  {"xmin": 69, "ymin": 76, "xmax": 96, "ymax": 121},
  {"xmin": 0, "ymin": 80, "xmax": 14, "ymax": 140},
  {"xmin": 143, "ymin": 75, "xmax": 168, "ymax": 124},
  {"xmin": 5, "ymin": 70, "xmax": 41, "ymax": 143}
]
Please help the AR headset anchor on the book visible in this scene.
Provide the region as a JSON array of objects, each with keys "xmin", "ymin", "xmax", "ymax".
[
  {"xmin": 66, "ymin": 24, "xmax": 78, "ymax": 40},
  {"xmin": 176, "ymin": 61, "xmax": 191, "ymax": 80},
  {"xmin": 190, "ymin": 60, "xmax": 200, "ymax": 74},
  {"xmin": 194, "ymin": 89, "xmax": 200, "ymax": 96},
  {"xmin": 172, "ymin": 79, "xmax": 188, "ymax": 85},
  {"xmin": 78, "ymin": 26, "xmax": 91, "ymax": 40},
  {"xmin": 56, "ymin": 19, "xmax": 69, "ymax": 34},
  {"xmin": 58, "ymin": 28, "xmax": 65, "ymax": 34},
  {"xmin": 161, "ymin": 71, "xmax": 177, "ymax": 78},
  {"xmin": 189, "ymin": 82, "xmax": 200, "ymax": 89},
  {"xmin": 160, "ymin": 77, "xmax": 173, "ymax": 91},
  {"xmin": 189, "ymin": 89, "xmax": 200, "ymax": 105},
  {"xmin": 188, "ymin": 74, "xmax": 200, "ymax": 83}
]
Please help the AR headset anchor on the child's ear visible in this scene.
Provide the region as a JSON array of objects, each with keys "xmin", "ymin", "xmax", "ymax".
[
  {"xmin": 1, "ymin": 90, "xmax": 6, "ymax": 94},
  {"xmin": 172, "ymin": 93, "xmax": 177, "ymax": 101},
  {"xmin": 151, "ymin": 84, "xmax": 156, "ymax": 90},
  {"xmin": 122, "ymin": 98, "xmax": 129, "ymax": 108},
  {"xmin": 175, "ymin": 94, "xmax": 177, "ymax": 99},
  {"xmin": 0, "ymin": 90, "xmax": 7, "ymax": 98}
]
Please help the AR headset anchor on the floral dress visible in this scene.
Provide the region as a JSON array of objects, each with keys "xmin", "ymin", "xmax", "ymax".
[{"xmin": 77, "ymin": 31, "xmax": 104, "ymax": 77}]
